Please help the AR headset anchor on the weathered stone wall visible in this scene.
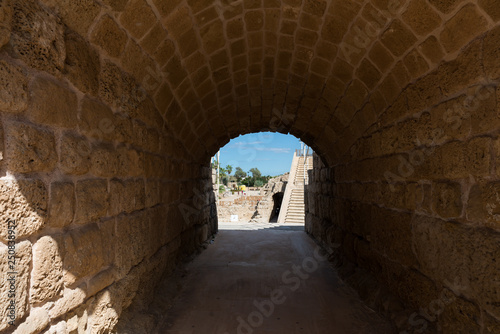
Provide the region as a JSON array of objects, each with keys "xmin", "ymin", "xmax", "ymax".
[
  {"xmin": 0, "ymin": 1, "xmax": 216, "ymax": 332},
  {"xmin": 218, "ymin": 196, "xmax": 263, "ymax": 222},
  {"xmin": 251, "ymin": 174, "xmax": 288, "ymax": 223},
  {"xmin": 1, "ymin": 0, "xmax": 500, "ymax": 332},
  {"xmin": 306, "ymin": 22, "xmax": 500, "ymax": 330}
]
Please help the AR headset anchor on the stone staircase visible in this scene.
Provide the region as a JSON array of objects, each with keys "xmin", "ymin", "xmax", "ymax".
[
  {"xmin": 284, "ymin": 189, "xmax": 306, "ymax": 223},
  {"xmin": 278, "ymin": 153, "xmax": 313, "ymax": 224}
]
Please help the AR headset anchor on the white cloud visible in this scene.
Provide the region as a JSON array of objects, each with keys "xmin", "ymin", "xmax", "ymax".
[
  {"xmin": 254, "ymin": 147, "xmax": 290, "ymax": 153},
  {"xmin": 230, "ymin": 141, "xmax": 264, "ymax": 147}
]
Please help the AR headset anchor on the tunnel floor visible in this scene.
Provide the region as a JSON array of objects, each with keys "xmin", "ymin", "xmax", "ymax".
[{"xmin": 154, "ymin": 222, "xmax": 394, "ymax": 334}]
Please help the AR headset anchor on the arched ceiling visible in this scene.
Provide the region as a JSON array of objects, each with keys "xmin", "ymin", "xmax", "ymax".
[{"xmin": 25, "ymin": 0, "xmax": 500, "ymax": 165}]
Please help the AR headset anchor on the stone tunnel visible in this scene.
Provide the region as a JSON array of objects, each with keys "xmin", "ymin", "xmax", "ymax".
[{"xmin": 0, "ymin": 0, "xmax": 499, "ymax": 332}]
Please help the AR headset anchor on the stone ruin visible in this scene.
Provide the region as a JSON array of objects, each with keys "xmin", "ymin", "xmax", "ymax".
[{"xmin": 250, "ymin": 173, "xmax": 288, "ymax": 223}]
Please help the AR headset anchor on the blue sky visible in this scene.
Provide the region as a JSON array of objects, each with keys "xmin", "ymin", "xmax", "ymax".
[{"xmin": 215, "ymin": 132, "xmax": 302, "ymax": 176}]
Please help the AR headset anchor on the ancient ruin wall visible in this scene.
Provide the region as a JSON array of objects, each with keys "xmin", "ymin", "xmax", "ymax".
[
  {"xmin": 1, "ymin": 0, "xmax": 500, "ymax": 332},
  {"xmin": 250, "ymin": 174, "xmax": 288, "ymax": 223},
  {"xmin": 0, "ymin": 1, "xmax": 216, "ymax": 332}
]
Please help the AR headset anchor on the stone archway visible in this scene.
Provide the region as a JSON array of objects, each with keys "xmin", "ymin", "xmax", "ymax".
[{"xmin": 0, "ymin": 0, "xmax": 499, "ymax": 332}]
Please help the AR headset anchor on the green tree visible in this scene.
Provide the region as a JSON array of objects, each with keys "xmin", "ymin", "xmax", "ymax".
[
  {"xmin": 234, "ymin": 167, "xmax": 247, "ymax": 182},
  {"xmin": 254, "ymin": 179, "xmax": 264, "ymax": 187},
  {"xmin": 249, "ymin": 167, "xmax": 261, "ymax": 178},
  {"xmin": 225, "ymin": 165, "xmax": 233, "ymax": 175}
]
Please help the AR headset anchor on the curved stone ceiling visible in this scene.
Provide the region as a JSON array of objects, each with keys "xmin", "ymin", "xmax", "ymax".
[{"xmin": 18, "ymin": 0, "xmax": 500, "ymax": 165}]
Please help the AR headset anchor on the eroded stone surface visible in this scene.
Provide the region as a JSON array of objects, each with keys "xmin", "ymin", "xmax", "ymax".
[
  {"xmin": 30, "ymin": 235, "xmax": 64, "ymax": 304},
  {"xmin": 28, "ymin": 76, "xmax": 77, "ymax": 128},
  {"xmin": 0, "ymin": 241, "xmax": 32, "ymax": 331},
  {"xmin": 1, "ymin": 0, "xmax": 500, "ymax": 332},
  {"xmin": 0, "ymin": 179, "xmax": 47, "ymax": 241},
  {"xmin": 5, "ymin": 122, "xmax": 57, "ymax": 173},
  {"xmin": 74, "ymin": 179, "xmax": 109, "ymax": 225},
  {"xmin": 63, "ymin": 223, "xmax": 113, "ymax": 285},
  {"xmin": 0, "ymin": 60, "xmax": 28, "ymax": 113},
  {"xmin": 10, "ymin": 0, "xmax": 65, "ymax": 74}
]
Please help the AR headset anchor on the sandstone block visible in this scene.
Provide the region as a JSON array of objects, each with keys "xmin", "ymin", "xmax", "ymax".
[
  {"xmin": 115, "ymin": 212, "xmax": 149, "ymax": 277},
  {"xmin": 12, "ymin": 307, "xmax": 49, "ymax": 334},
  {"xmin": 153, "ymin": 39, "xmax": 176, "ymax": 67},
  {"xmin": 117, "ymin": 146, "xmax": 144, "ymax": 177},
  {"xmin": 200, "ymin": 20, "xmax": 225, "ymax": 54},
  {"xmin": 227, "ymin": 17, "xmax": 244, "ymax": 39},
  {"xmin": 133, "ymin": 98, "xmax": 164, "ymax": 130},
  {"xmin": 90, "ymin": 144, "xmax": 120, "ymax": 177},
  {"xmin": 380, "ymin": 19, "xmax": 417, "ymax": 57},
  {"xmin": 149, "ymin": 205, "xmax": 170, "ymax": 254},
  {"xmin": 133, "ymin": 122, "xmax": 160, "ymax": 153},
  {"xmin": 356, "ymin": 59, "xmax": 381, "ymax": 90},
  {"xmin": 64, "ymin": 30, "xmax": 100, "ymax": 95},
  {"xmin": 402, "ymin": 0, "xmax": 441, "ymax": 36},
  {"xmin": 438, "ymin": 137, "xmax": 491, "ymax": 179},
  {"xmin": 439, "ymin": 290, "xmax": 481, "ymax": 333},
  {"xmin": 0, "ymin": 179, "xmax": 47, "ymax": 241},
  {"xmin": 63, "ymin": 224, "xmax": 108, "ymax": 285},
  {"xmin": 428, "ymin": 0, "xmax": 462, "ymax": 14},
  {"xmin": 143, "ymin": 153, "xmax": 165, "ymax": 178},
  {"xmin": 6, "ymin": 122, "xmax": 57, "ymax": 173},
  {"xmin": 74, "ymin": 179, "xmax": 109, "ymax": 225},
  {"xmin": 0, "ymin": 0, "xmax": 12, "ymax": 49},
  {"xmin": 0, "ymin": 241, "xmax": 31, "ymax": 331},
  {"xmin": 163, "ymin": 6, "xmax": 192, "ymax": 39},
  {"xmin": 412, "ymin": 215, "xmax": 500, "ymax": 318},
  {"xmin": 30, "ymin": 236, "xmax": 64, "ymax": 303},
  {"xmin": 141, "ymin": 23, "xmax": 168, "ymax": 56},
  {"xmin": 90, "ymin": 15, "xmax": 127, "ymax": 58},
  {"xmin": 483, "ymin": 312, "xmax": 500, "ymax": 333},
  {"xmin": 86, "ymin": 267, "xmax": 117, "ymax": 298},
  {"xmin": 59, "ymin": 132, "xmax": 91, "ymax": 175},
  {"xmin": 295, "ymin": 29, "xmax": 318, "ymax": 48},
  {"xmin": 388, "ymin": 266, "xmax": 439, "ymax": 311},
  {"xmin": 79, "ymin": 97, "xmax": 126, "ymax": 144},
  {"xmin": 87, "ymin": 288, "xmax": 121, "ymax": 333},
  {"xmin": 418, "ymin": 36, "xmax": 444, "ymax": 64},
  {"xmin": 43, "ymin": 0, "xmax": 101, "ymax": 37},
  {"xmin": 109, "ymin": 178, "xmax": 145, "ymax": 216},
  {"xmin": 469, "ymin": 86, "xmax": 498, "ymax": 135},
  {"xmin": 403, "ymin": 49, "xmax": 429, "ymax": 79},
  {"xmin": 101, "ymin": 0, "xmax": 128, "ymax": 11},
  {"xmin": 368, "ymin": 42, "xmax": 393, "ymax": 73},
  {"xmin": 432, "ymin": 182, "xmax": 463, "ymax": 219},
  {"xmin": 145, "ymin": 180, "xmax": 160, "ymax": 207},
  {"xmin": 323, "ymin": 1, "xmax": 361, "ymax": 44},
  {"xmin": 29, "ymin": 76, "xmax": 77, "ymax": 128},
  {"xmin": 121, "ymin": 39, "xmax": 157, "ymax": 83},
  {"xmin": 48, "ymin": 284, "xmax": 86, "ymax": 319},
  {"xmin": 483, "ymin": 25, "xmax": 500, "ymax": 80},
  {"xmin": 467, "ymin": 181, "xmax": 500, "ymax": 230},
  {"xmin": 120, "ymin": 0, "xmax": 156, "ymax": 40},
  {"xmin": 48, "ymin": 182, "xmax": 75, "ymax": 228},
  {"xmin": 479, "ymin": 0, "xmax": 500, "ymax": 21},
  {"xmin": 426, "ymin": 97, "xmax": 470, "ymax": 143},
  {"xmin": 0, "ymin": 60, "xmax": 28, "ymax": 113},
  {"xmin": 440, "ymin": 4, "xmax": 488, "ymax": 53},
  {"xmin": 437, "ymin": 39, "xmax": 483, "ymax": 97},
  {"xmin": 0, "ymin": 122, "xmax": 3, "ymax": 168},
  {"xmin": 10, "ymin": 0, "xmax": 65, "ymax": 74},
  {"xmin": 42, "ymin": 320, "xmax": 67, "ymax": 334},
  {"xmin": 370, "ymin": 207, "xmax": 417, "ymax": 267},
  {"xmin": 245, "ymin": 10, "xmax": 264, "ymax": 31}
]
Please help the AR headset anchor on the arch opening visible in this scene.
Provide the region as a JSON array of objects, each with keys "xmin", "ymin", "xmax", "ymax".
[{"xmin": 1, "ymin": 0, "xmax": 500, "ymax": 332}]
